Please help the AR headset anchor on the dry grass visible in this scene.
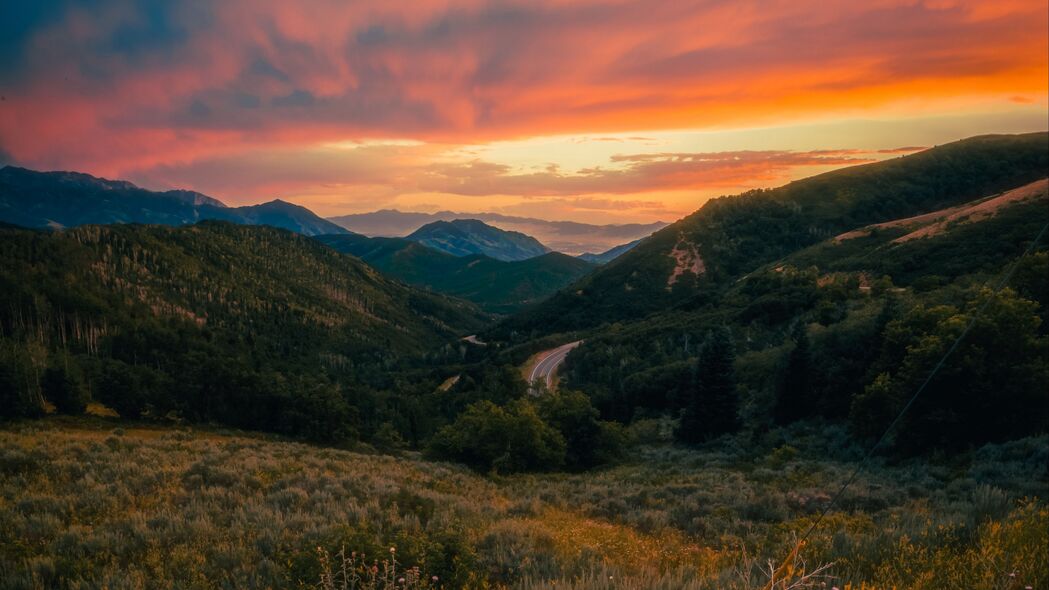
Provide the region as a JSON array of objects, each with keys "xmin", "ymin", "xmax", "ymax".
[
  {"xmin": 0, "ymin": 419, "xmax": 1045, "ymax": 589},
  {"xmin": 833, "ymin": 178, "xmax": 1048, "ymax": 243}
]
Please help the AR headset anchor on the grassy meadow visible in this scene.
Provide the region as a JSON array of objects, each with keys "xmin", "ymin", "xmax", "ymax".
[{"xmin": 1, "ymin": 418, "xmax": 1045, "ymax": 589}]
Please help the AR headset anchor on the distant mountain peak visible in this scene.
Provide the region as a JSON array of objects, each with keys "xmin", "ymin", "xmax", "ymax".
[
  {"xmin": 329, "ymin": 209, "xmax": 667, "ymax": 255},
  {"xmin": 0, "ymin": 167, "xmax": 347, "ymax": 236},
  {"xmin": 406, "ymin": 218, "xmax": 550, "ymax": 261}
]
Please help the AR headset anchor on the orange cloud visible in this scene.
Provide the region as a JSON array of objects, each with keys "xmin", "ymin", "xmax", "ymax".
[
  {"xmin": 0, "ymin": 0, "xmax": 1044, "ymax": 180},
  {"xmin": 417, "ymin": 150, "xmax": 874, "ymax": 197}
]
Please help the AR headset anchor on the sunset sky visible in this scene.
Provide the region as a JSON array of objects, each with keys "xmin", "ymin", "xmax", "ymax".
[{"xmin": 1, "ymin": 0, "xmax": 1046, "ymax": 224}]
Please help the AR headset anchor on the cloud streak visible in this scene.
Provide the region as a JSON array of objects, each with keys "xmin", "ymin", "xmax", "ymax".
[
  {"xmin": 418, "ymin": 150, "xmax": 873, "ymax": 197},
  {"xmin": 0, "ymin": 0, "xmax": 1045, "ymax": 176},
  {"xmin": 0, "ymin": 0, "xmax": 1044, "ymax": 222}
]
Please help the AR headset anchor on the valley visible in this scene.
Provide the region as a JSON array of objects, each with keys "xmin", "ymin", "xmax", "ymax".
[
  {"xmin": 2, "ymin": 132, "xmax": 1047, "ymax": 589},
  {"xmin": 3, "ymin": 3, "xmax": 1047, "ymax": 587}
]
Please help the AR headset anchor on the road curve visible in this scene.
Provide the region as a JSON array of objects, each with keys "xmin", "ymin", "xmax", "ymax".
[{"xmin": 528, "ymin": 340, "xmax": 582, "ymax": 393}]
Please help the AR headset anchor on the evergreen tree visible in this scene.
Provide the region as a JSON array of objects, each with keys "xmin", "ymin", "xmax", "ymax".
[
  {"xmin": 677, "ymin": 328, "xmax": 739, "ymax": 443},
  {"xmin": 774, "ymin": 322, "xmax": 812, "ymax": 425},
  {"xmin": 96, "ymin": 360, "xmax": 147, "ymax": 419},
  {"xmin": 0, "ymin": 347, "xmax": 44, "ymax": 420},
  {"xmin": 42, "ymin": 359, "xmax": 89, "ymax": 415}
]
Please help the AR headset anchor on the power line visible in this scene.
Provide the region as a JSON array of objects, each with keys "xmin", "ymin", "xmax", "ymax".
[{"xmin": 771, "ymin": 220, "xmax": 1049, "ymax": 580}]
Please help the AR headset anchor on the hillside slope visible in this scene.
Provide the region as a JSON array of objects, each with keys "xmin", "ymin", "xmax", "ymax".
[
  {"xmin": 316, "ymin": 233, "xmax": 595, "ymax": 313},
  {"xmin": 578, "ymin": 237, "xmax": 645, "ymax": 264},
  {"xmin": 0, "ymin": 166, "xmax": 349, "ymax": 236},
  {"xmin": 2, "ymin": 420, "xmax": 1044, "ymax": 590},
  {"xmin": 491, "ymin": 133, "xmax": 1049, "ymax": 338},
  {"xmin": 406, "ymin": 219, "xmax": 550, "ymax": 261},
  {"xmin": 556, "ymin": 176, "xmax": 1048, "ymax": 439},
  {"xmin": 0, "ymin": 222, "xmax": 485, "ymax": 438}
]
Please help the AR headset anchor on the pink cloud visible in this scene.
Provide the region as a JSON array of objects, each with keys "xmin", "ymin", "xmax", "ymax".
[
  {"xmin": 416, "ymin": 150, "xmax": 874, "ymax": 197},
  {"xmin": 0, "ymin": 0, "xmax": 1043, "ymax": 180}
]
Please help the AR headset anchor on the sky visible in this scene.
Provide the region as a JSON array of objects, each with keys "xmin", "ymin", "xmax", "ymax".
[{"xmin": 0, "ymin": 0, "xmax": 1046, "ymax": 224}]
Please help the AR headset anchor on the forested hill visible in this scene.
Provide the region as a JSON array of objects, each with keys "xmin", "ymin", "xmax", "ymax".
[
  {"xmin": 0, "ymin": 166, "xmax": 350, "ymax": 236},
  {"xmin": 406, "ymin": 219, "xmax": 551, "ymax": 261},
  {"xmin": 0, "ymin": 221, "xmax": 486, "ymax": 440},
  {"xmin": 316, "ymin": 233, "xmax": 595, "ymax": 313},
  {"xmin": 553, "ymin": 176, "xmax": 1048, "ymax": 453},
  {"xmin": 490, "ymin": 132, "xmax": 1049, "ymax": 338}
]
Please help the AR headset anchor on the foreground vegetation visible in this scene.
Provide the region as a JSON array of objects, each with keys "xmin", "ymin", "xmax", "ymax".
[{"xmin": 1, "ymin": 419, "xmax": 1045, "ymax": 589}]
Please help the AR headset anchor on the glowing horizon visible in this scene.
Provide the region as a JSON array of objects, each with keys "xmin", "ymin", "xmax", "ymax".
[{"xmin": 0, "ymin": 0, "xmax": 1046, "ymax": 224}]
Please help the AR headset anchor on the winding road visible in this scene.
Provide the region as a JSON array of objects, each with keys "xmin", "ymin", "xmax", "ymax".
[{"xmin": 527, "ymin": 340, "xmax": 582, "ymax": 393}]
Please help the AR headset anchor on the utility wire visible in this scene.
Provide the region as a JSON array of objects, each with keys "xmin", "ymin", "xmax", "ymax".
[{"xmin": 795, "ymin": 221, "xmax": 1049, "ymax": 546}]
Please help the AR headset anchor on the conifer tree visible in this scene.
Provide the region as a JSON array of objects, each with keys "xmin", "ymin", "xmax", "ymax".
[
  {"xmin": 677, "ymin": 328, "xmax": 739, "ymax": 443},
  {"xmin": 774, "ymin": 322, "xmax": 812, "ymax": 424},
  {"xmin": 42, "ymin": 358, "xmax": 89, "ymax": 415}
]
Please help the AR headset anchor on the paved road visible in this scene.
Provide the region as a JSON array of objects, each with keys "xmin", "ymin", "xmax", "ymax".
[{"xmin": 528, "ymin": 340, "xmax": 582, "ymax": 393}]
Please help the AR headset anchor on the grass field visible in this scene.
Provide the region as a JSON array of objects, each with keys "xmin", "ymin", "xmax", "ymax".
[{"xmin": 1, "ymin": 418, "xmax": 1046, "ymax": 589}]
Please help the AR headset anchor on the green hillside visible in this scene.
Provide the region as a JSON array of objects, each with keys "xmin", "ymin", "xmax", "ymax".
[
  {"xmin": 316, "ymin": 233, "xmax": 595, "ymax": 313},
  {"xmin": 553, "ymin": 177, "xmax": 1048, "ymax": 451},
  {"xmin": 491, "ymin": 133, "xmax": 1049, "ymax": 338},
  {"xmin": 0, "ymin": 222, "xmax": 486, "ymax": 441}
]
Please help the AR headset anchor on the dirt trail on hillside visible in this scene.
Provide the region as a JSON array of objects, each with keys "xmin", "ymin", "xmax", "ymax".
[
  {"xmin": 834, "ymin": 178, "xmax": 1048, "ymax": 243},
  {"xmin": 667, "ymin": 236, "xmax": 705, "ymax": 288}
]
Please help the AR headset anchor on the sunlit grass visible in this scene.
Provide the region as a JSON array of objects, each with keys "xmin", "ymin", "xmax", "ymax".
[{"xmin": 0, "ymin": 419, "xmax": 1045, "ymax": 589}]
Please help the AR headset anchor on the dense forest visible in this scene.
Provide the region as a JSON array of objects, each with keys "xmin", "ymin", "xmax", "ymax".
[{"xmin": 0, "ymin": 222, "xmax": 503, "ymax": 444}]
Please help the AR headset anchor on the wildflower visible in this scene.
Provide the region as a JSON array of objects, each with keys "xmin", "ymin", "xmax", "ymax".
[
  {"xmin": 390, "ymin": 546, "xmax": 396, "ymax": 553},
  {"xmin": 432, "ymin": 576, "xmax": 439, "ymax": 582},
  {"xmin": 399, "ymin": 578, "xmax": 405, "ymax": 583}
]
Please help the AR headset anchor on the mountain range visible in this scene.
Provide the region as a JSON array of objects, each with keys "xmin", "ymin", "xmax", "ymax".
[
  {"xmin": 316, "ymin": 233, "xmax": 594, "ymax": 313},
  {"xmin": 327, "ymin": 209, "xmax": 667, "ymax": 255},
  {"xmin": 0, "ymin": 166, "xmax": 349, "ymax": 236},
  {"xmin": 3, "ymin": 132, "xmax": 1046, "ymax": 470}
]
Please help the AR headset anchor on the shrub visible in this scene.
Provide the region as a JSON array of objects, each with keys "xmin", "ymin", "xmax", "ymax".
[
  {"xmin": 428, "ymin": 400, "xmax": 566, "ymax": 473},
  {"xmin": 537, "ymin": 390, "xmax": 625, "ymax": 470}
]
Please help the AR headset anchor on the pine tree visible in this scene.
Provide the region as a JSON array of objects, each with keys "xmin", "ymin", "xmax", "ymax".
[
  {"xmin": 677, "ymin": 328, "xmax": 739, "ymax": 443},
  {"xmin": 42, "ymin": 358, "xmax": 89, "ymax": 415},
  {"xmin": 774, "ymin": 322, "xmax": 812, "ymax": 424},
  {"xmin": 0, "ymin": 347, "xmax": 44, "ymax": 420}
]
